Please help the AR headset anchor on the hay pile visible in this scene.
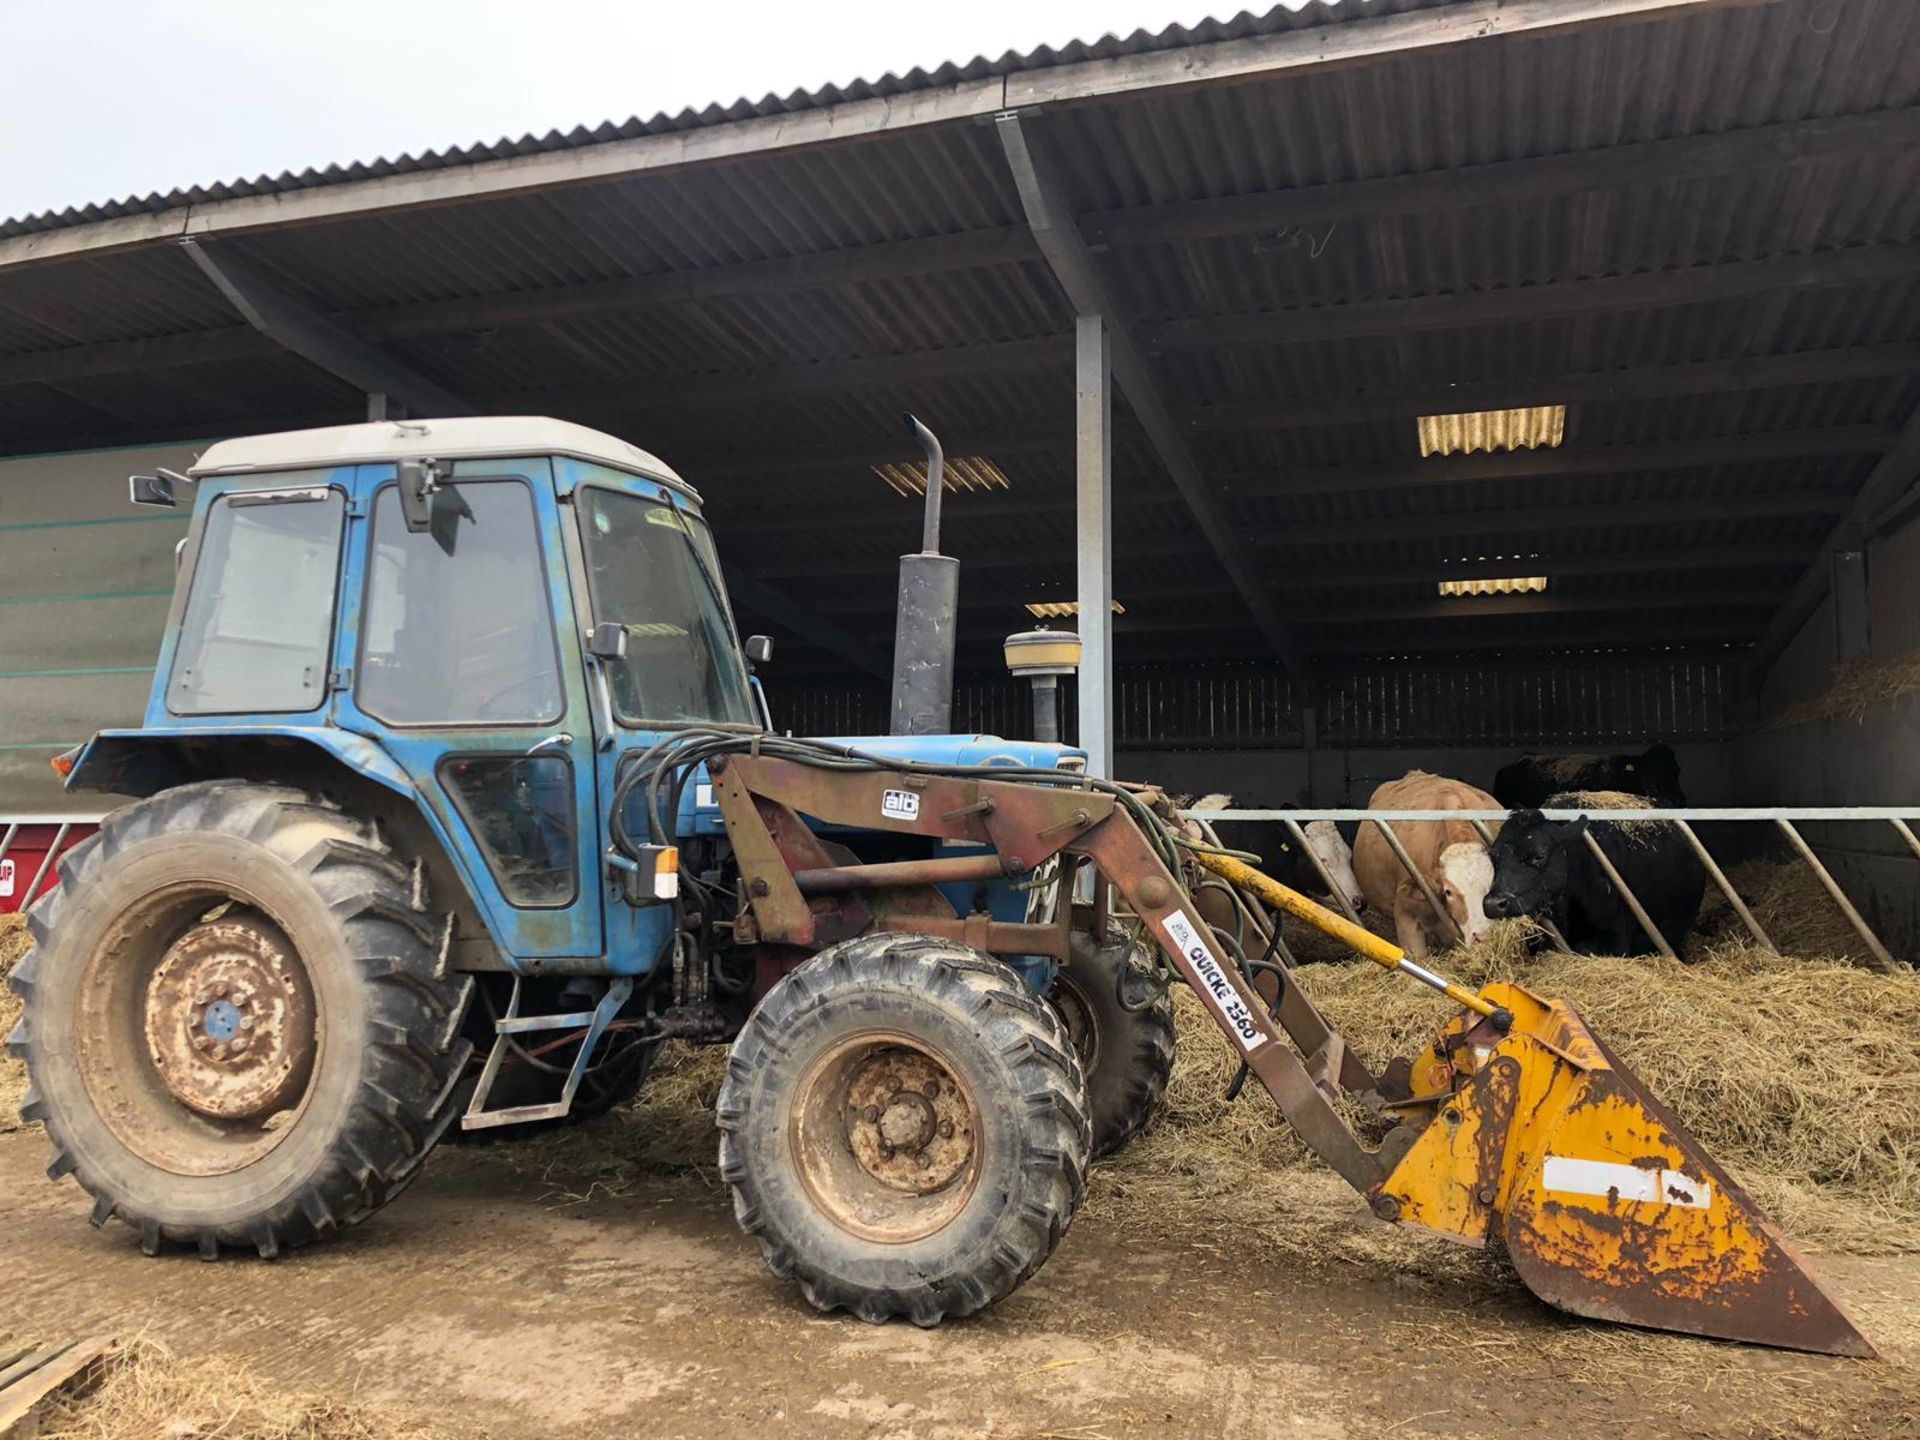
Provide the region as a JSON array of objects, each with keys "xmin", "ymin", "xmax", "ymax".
[
  {"xmin": 19, "ymin": 1336, "xmax": 469, "ymax": 1439},
  {"xmin": 1775, "ymin": 648, "xmax": 1920, "ymax": 728},
  {"xmin": 1096, "ymin": 924, "xmax": 1920, "ymax": 1262},
  {"xmin": 489, "ymin": 1040, "xmax": 728, "ymax": 1201},
  {"xmin": 1695, "ymin": 859, "xmax": 1887, "ymax": 969},
  {"xmin": 1548, "ymin": 788, "xmax": 1670, "ymax": 843},
  {"xmin": 1, "ymin": 912, "xmax": 28, "ymax": 1129}
]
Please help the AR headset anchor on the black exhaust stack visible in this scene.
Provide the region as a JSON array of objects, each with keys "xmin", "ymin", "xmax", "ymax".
[{"xmin": 889, "ymin": 413, "xmax": 960, "ymax": 736}]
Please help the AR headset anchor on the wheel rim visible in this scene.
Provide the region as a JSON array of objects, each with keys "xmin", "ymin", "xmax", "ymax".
[
  {"xmin": 790, "ymin": 1032, "xmax": 981, "ymax": 1244},
  {"xmin": 75, "ymin": 885, "xmax": 322, "ymax": 1176}
]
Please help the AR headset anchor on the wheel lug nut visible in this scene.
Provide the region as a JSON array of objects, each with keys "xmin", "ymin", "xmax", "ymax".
[
  {"xmin": 877, "ymin": 1142, "xmax": 894, "ymax": 1160},
  {"xmin": 938, "ymin": 1119, "xmax": 954, "ymax": 1138},
  {"xmin": 193, "ymin": 990, "xmax": 210, "ymax": 1006},
  {"xmin": 885, "ymin": 1077, "xmax": 902, "ymax": 1095},
  {"xmin": 862, "ymin": 1105, "xmax": 879, "ymax": 1123},
  {"xmin": 192, "ymin": 1035, "xmax": 213, "ymax": 1052},
  {"xmin": 239, "ymin": 1015, "xmax": 255, "ymax": 1030},
  {"xmin": 916, "ymin": 1151, "xmax": 931, "ymax": 1168}
]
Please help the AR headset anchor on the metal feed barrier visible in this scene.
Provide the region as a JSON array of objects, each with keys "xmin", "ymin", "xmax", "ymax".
[{"xmin": 1182, "ymin": 807, "xmax": 1920, "ymax": 975}]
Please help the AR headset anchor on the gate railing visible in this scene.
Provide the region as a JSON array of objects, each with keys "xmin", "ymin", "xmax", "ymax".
[{"xmin": 1181, "ymin": 807, "xmax": 1920, "ymax": 974}]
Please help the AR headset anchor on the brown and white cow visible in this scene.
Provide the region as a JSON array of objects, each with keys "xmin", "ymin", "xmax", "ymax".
[{"xmin": 1351, "ymin": 771, "xmax": 1503, "ymax": 959}]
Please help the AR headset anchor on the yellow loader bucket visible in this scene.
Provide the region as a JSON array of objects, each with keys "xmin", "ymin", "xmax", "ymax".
[
  {"xmin": 1378, "ymin": 984, "xmax": 1874, "ymax": 1357},
  {"xmin": 1190, "ymin": 849, "xmax": 1874, "ymax": 1357}
]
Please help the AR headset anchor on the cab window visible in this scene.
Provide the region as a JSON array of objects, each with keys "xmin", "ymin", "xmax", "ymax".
[
  {"xmin": 359, "ymin": 480, "xmax": 562, "ymax": 726},
  {"xmin": 577, "ymin": 487, "xmax": 754, "ymax": 727},
  {"xmin": 169, "ymin": 486, "xmax": 343, "ymax": 715}
]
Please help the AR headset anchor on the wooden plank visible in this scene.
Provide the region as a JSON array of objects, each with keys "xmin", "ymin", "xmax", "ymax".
[
  {"xmin": 0, "ymin": 1336, "xmax": 114, "ymax": 1436},
  {"xmin": 0, "ymin": 1346, "xmax": 65, "ymax": 1395}
]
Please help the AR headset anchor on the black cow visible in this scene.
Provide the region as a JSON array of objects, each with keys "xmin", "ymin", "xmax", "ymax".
[
  {"xmin": 1483, "ymin": 804, "xmax": 1705, "ymax": 958},
  {"xmin": 1492, "ymin": 744, "xmax": 1685, "ymax": 809}
]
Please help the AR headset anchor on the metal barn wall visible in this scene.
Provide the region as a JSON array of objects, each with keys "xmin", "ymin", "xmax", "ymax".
[
  {"xmin": 1738, "ymin": 511, "xmax": 1920, "ymax": 955},
  {"xmin": 780, "ymin": 656, "xmax": 1743, "ymax": 751},
  {"xmin": 0, "ymin": 443, "xmax": 198, "ymax": 814},
  {"xmin": 777, "ymin": 655, "xmax": 1743, "ymax": 806}
]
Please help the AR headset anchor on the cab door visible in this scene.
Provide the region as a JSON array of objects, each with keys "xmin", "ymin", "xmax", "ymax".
[
  {"xmin": 553, "ymin": 458, "xmax": 761, "ymax": 972},
  {"xmin": 333, "ymin": 458, "xmax": 603, "ymax": 961}
]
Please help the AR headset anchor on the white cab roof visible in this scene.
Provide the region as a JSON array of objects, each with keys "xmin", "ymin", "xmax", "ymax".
[{"xmin": 189, "ymin": 416, "xmax": 692, "ymax": 494}]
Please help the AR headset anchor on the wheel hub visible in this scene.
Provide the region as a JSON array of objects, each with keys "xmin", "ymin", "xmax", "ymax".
[
  {"xmin": 144, "ymin": 915, "xmax": 317, "ymax": 1123},
  {"xmin": 842, "ymin": 1048, "xmax": 973, "ymax": 1195}
]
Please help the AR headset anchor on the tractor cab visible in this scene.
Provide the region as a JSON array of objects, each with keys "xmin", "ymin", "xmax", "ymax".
[{"xmin": 71, "ymin": 418, "xmax": 766, "ymax": 975}]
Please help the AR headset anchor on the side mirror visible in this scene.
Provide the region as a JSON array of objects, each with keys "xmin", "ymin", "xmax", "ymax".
[
  {"xmin": 397, "ymin": 458, "xmax": 436, "ymax": 534},
  {"xmin": 745, "ymin": 634, "xmax": 774, "ymax": 666},
  {"xmin": 588, "ymin": 621, "xmax": 629, "ymax": 662},
  {"xmin": 129, "ymin": 473, "xmax": 178, "ymax": 508}
]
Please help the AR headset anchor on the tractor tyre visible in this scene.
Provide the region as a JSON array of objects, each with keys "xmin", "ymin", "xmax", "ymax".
[
  {"xmin": 1047, "ymin": 925, "xmax": 1175, "ymax": 1158},
  {"xmin": 717, "ymin": 933, "xmax": 1090, "ymax": 1326},
  {"xmin": 5, "ymin": 780, "xmax": 473, "ymax": 1258}
]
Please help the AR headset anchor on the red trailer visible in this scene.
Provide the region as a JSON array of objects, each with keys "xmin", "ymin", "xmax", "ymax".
[{"xmin": 0, "ymin": 817, "xmax": 101, "ymax": 915}]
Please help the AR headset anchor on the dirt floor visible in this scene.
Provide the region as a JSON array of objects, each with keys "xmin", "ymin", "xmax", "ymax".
[{"xmin": 2, "ymin": 1125, "xmax": 1917, "ymax": 1440}]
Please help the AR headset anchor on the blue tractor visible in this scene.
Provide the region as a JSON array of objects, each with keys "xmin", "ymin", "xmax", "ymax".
[
  {"xmin": 7, "ymin": 416, "xmax": 1175, "ymax": 1324},
  {"xmin": 4, "ymin": 416, "xmax": 1876, "ymax": 1355}
]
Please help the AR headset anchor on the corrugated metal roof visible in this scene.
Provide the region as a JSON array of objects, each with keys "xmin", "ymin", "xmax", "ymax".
[
  {"xmin": 1, "ymin": 0, "xmax": 1916, "ymax": 674},
  {"xmin": 0, "ymin": 1, "xmax": 1440, "ymax": 240}
]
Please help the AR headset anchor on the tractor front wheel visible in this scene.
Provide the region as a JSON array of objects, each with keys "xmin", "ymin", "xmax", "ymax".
[
  {"xmin": 717, "ymin": 933, "xmax": 1090, "ymax": 1325},
  {"xmin": 1047, "ymin": 925, "xmax": 1175, "ymax": 1158},
  {"xmin": 6, "ymin": 780, "xmax": 472, "ymax": 1257}
]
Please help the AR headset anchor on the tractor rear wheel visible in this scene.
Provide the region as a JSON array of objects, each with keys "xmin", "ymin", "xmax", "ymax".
[
  {"xmin": 1048, "ymin": 926, "xmax": 1175, "ymax": 1158},
  {"xmin": 5, "ymin": 780, "xmax": 472, "ymax": 1257},
  {"xmin": 717, "ymin": 933, "xmax": 1089, "ymax": 1325}
]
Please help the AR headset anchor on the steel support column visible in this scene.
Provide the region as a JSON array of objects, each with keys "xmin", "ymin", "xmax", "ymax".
[
  {"xmin": 1076, "ymin": 313, "xmax": 1114, "ymax": 776},
  {"xmin": 994, "ymin": 112, "xmax": 1310, "ymax": 688}
]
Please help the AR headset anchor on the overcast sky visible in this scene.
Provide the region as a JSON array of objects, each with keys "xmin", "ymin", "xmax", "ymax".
[{"xmin": 0, "ymin": 0, "xmax": 1277, "ymax": 223}]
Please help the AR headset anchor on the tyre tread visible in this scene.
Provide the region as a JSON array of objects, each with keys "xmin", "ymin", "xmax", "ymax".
[
  {"xmin": 16, "ymin": 780, "xmax": 471, "ymax": 1257},
  {"xmin": 717, "ymin": 932, "xmax": 1090, "ymax": 1326}
]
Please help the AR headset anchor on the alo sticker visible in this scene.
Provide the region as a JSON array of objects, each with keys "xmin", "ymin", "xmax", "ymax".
[
  {"xmin": 1160, "ymin": 910, "xmax": 1266, "ymax": 1052},
  {"xmin": 0, "ymin": 858, "xmax": 11, "ymax": 898},
  {"xmin": 881, "ymin": 789, "xmax": 920, "ymax": 822}
]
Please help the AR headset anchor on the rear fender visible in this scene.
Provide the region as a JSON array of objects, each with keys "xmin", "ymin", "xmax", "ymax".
[
  {"xmin": 66, "ymin": 727, "xmax": 416, "ymax": 801},
  {"xmin": 63, "ymin": 727, "xmax": 510, "ymax": 958}
]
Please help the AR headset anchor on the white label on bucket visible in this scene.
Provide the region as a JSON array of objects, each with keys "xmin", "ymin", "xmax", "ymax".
[
  {"xmin": 0, "ymin": 858, "xmax": 11, "ymax": 898},
  {"xmin": 1543, "ymin": 1156, "xmax": 1713, "ymax": 1210},
  {"xmin": 881, "ymin": 789, "xmax": 920, "ymax": 822},
  {"xmin": 1160, "ymin": 910, "xmax": 1266, "ymax": 1053}
]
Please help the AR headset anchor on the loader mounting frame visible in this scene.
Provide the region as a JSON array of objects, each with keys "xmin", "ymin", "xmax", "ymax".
[{"xmin": 710, "ymin": 753, "xmax": 1407, "ymax": 1192}]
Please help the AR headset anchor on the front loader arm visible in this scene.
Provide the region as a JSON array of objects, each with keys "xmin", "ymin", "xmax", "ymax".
[
  {"xmin": 712, "ymin": 749, "xmax": 1873, "ymax": 1357},
  {"xmin": 713, "ymin": 753, "xmax": 1401, "ymax": 1192}
]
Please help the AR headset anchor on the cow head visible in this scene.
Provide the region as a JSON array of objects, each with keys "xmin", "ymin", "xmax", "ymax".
[
  {"xmin": 1436, "ymin": 842, "xmax": 1496, "ymax": 944},
  {"xmin": 1485, "ymin": 809, "xmax": 1588, "ymax": 920},
  {"xmin": 1303, "ymin": 820, "xmax": 1364, "ymax": 912}
]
